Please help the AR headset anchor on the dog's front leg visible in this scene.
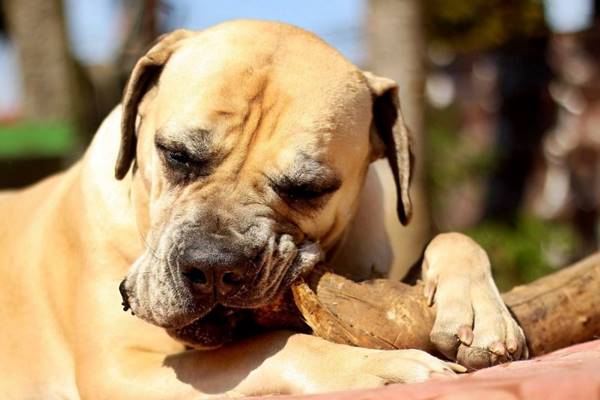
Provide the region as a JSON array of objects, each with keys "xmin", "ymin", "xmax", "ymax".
[
  {"xmin": 78, "ymin": 331, "xmax": 461, "ymax": 399},
  {"xmin": 422, "ymin": 233, "xmax": 528, "ymax": 369}
]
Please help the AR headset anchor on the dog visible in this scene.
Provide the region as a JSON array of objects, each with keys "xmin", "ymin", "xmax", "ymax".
[{"xmin": 0, "ymin": 20, "xmax": 526, "ymax": 398}]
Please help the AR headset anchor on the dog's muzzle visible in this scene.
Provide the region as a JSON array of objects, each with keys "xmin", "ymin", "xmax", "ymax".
[{"xmin": 119, "ymin": 228, "xmax": 322, "ymax": 330}]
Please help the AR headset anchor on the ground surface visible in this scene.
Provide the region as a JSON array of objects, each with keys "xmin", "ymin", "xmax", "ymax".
[{"xmin": 267, "ymin": 340, "xmax": 600, "ymax": 399}]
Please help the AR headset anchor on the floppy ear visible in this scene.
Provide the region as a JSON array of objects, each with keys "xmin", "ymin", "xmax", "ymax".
[
  {"xmin": 363, "ymin": 71, "xmax": 413, "ymax": 226},
  {"xmin": 114, "ymin": 29, "xmax": 192, "ymax": 180}
]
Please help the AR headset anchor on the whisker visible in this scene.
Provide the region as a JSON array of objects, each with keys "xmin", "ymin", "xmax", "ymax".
[{"xmin": 135, "ymin": 221, "xmax": 167, "ymax": 263}]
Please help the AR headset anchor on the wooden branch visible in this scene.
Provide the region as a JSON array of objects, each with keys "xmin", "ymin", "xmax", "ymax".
[
  {"xmin": 289, "ymin": 253, "xmax": 600, "ymax": 360},
  {"xmin": 502, "ymin": 253, "xmax": 600, "ymax": 355},
  {"xmin": 171, "ymin": 253, "xmax": 600, "ymax": 369}
]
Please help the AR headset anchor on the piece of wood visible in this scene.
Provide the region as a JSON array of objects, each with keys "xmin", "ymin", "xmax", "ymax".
[
  {"xmin": 290, "ymin": 253, "xmax": 600, "ymax": 360},
  {"xmin": 290, "ymin": 270, "xmax": 436, "ymax": 353},
  {"xmin": 502, "ymin": 253, "xmax": 600, "ymax": 355},
  {"xmin": 173, "ymin": 253, "xmax": 600, "ymax": 368}
]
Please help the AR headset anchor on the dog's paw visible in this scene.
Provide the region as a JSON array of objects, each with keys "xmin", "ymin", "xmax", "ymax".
[
  {"xmin": 423, "ymin": 233, "xmax": 528, "ymax": 369},
  {"xmin": 356, "ymin": 348, "xmax": 465, "ymax": 386},
  {"xmin": 272, "ymin": 335, "xmax": 464, "ymax": 395},
  {"xmin": 301, "ymin": 347, "xmax": 463, "ymax": 393}
]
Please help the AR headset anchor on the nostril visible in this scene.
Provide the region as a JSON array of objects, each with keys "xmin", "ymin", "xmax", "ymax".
[
  {"xmin": 183, "ymin": 268, "xmax": 208, "ymax": 285},
  {"xmin": 221, "ymin": 271, "xmax": 243, "ymax": 286}
]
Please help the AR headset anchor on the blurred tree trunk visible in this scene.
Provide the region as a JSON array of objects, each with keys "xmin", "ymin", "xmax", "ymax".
[
  {"xmin": 4, "ymin": 0, "xmax": 96, "ymax": 140},
  {"xmin": 484, "ymin": 38, "xmax": 553, "ymax": 221},
  {"xmin": 83, "ymin": 0, "xmax": 163, "ymax": 134},
  {"xmin": 117, "ymin": 0, "xmax": 160, "ymax": 83},
  {"xmin": 366, "ymin": 0, "xmax": 431, "ymax": 278}
]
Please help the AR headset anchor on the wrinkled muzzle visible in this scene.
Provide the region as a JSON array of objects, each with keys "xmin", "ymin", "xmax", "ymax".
[{"xmin": 119, "ymin": 217, "xmax": 322, "ymax": 329}]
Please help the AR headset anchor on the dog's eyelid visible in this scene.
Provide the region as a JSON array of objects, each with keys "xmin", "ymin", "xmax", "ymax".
[
  {"xmin": 268, "ymin": 172, "xmax": 341, "ymax": 200},
  {"xmin": 155, "ymin": 137, "xmax": 209, "ymax": 164},
  {"xmin": 155, "ymin": 136, "xmax": 189, "ymax": 153}
]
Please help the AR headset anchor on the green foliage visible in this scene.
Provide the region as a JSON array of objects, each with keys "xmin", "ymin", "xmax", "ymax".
[
  {"xmin": 0, "ymin": 121, "xmax": 78, "ymax": 158},
  {"xmin": 425, "ymin": 105, "xmax": 496, "ymax": 212},
  {"xmin": 466, "ymin": 216, "xmax": 578, "ymax": 291},
  {"xmin": 426, "ymin": 107, "xmax": 580, "ymax": 291},
  {"xmin": 424, "ymin": 0, "xmax": 547, "ymax": 52}
]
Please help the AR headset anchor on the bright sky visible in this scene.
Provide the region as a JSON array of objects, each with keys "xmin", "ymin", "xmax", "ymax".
[
  {"xmin": 65, "ymin": 0, "xmax": 365, "ymax": 64},
  {"xmin": 0, "ymin": 38, "xmax": 20, "ymax": 116},
  {"xmin": 544, "ymin": 0, "xmax": 594, "ymax": 32},
  {"xmin": 0, "ymin": 0, "xmax": 365, "ymax": 117},
  {"xmin": 0, "ymin": 0, "xmax": 595, "ymax": 117}
]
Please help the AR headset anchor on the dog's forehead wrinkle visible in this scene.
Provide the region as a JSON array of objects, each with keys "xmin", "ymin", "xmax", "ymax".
[{"xmin": 164, "ymin": 27, "xmax": 367, "ymax": 121}]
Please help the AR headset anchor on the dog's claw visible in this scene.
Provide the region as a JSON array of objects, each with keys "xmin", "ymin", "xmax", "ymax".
[
  {"xmin": 489, "ymin": 341, "xmax": 507, "ymax": 356},
  {"xmin": 424, "ymin": 280, "xmax": 437, "ymax": 307},
  {"xmin": 458, "ymin": 325, "xmax": 474, "ymax": 346},
  {"xmin": 506, "ymin": 338, "xmax": 518, "ymax": 353}
]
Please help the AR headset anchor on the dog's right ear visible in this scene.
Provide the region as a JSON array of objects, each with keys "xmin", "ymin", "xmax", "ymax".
[
  {"xmin": 115, "ymin": 29, "xmax": 192, "ymax": 180},
  {"xmin": 363, "ymin": 71, "xmax": 414, "ymax": 226}
]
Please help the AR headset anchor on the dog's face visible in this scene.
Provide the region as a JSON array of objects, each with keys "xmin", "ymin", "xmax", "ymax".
[{"xmin": 117, "ymin": 21, "xmax": 412, "ymax": 331}]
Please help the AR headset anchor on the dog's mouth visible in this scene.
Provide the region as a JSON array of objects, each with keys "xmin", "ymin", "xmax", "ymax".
[
  {"xmin": 165, "ymin": 305, "xmax": 248, "ymax": 349},
  {"xmin": 119, "ymin": 237, "xmax": 322, "ymax": 331},
  {"xmin": 164, "ymin": 287, "xmax": 311, "ymax": 349}
]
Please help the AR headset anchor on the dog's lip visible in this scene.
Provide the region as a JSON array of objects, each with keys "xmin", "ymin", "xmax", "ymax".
[
  {"xmin": 118, "ymin": 279, "xmax": 131, "ymax": 312},
  {"xmin": 177, "ymin": 294, "xmax": 271, "ymax": 328},
  {"xmin": 158, "ymin": 300, "xmax": 217, "ymax": 330},
  {"xmin": 185, "ymin": 304, "xmax": 238, "ymax": 325},
  {"xmin": 165, "ymin": 295, "xmax": 267, "ymax": 330},
  {"xmin": 165, "ymin": 304, "xmax": 249, "ymax": 348}
]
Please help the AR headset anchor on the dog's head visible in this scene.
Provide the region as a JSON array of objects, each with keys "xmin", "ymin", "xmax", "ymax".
[{"xmin": 117, "ymin": 20, "xmax": 412, "ymax": 330}]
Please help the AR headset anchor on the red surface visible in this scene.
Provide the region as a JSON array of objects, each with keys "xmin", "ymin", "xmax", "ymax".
[{"xmin": 273, "ymin": 340, "xmax": 600, "ymax": 399}]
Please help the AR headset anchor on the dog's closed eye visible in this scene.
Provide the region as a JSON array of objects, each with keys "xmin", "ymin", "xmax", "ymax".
[
  {"xmin": 267, "ymin": 165, "xmax": 341, "ymax": 210},
  {"xmin": 155, "ymin": 136, "xmax": 214, "ymax": 181},
  {"xmin": 161, "ymin": 146, "xmax": 195, "ymax": 168},
  {"xmin": 268, "ymin": 155, "xmax": 342, "ymax": 209},
  {"xmin": 272, "ymin": 177, "xmax": 340, "ymax": 202}
]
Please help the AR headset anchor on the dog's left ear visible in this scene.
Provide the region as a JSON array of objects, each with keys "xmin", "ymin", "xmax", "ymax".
[
  {"xmin": 115, "ymin": 29, "xmax": 192, "ymax": 180},
  {"xmin": 363, "ymin": 71, "xmax": 413, "ymax": 225}
]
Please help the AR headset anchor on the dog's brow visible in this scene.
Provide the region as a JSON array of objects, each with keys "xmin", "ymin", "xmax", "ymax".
[
  {"xmin": 293, "ymin": 157, "xmax": 335, "ymax": 180},
  {"xmin": 156, "ymin": 128, "xmax": 213, "ymax": 158},
  {"xmin": 277, "ymin": 157, "xmax": 342, "ymax": 191}
]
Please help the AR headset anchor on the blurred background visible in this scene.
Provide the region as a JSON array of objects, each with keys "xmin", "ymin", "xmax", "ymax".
[{"xmin": 0, "ymin": 0, "xmax": 598, "ymax": 290}]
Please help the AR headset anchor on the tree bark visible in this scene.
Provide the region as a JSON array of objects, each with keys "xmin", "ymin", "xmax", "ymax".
[
  {"xmin": 291, "ymin": 252, "xmax": 600, "ymax": 364},
  {"xmin": 4, "ymin": 0, "xmax": 104, "ymax": 148},
  {"xmin": 4, "ymin": 0, "xmax": 81, "ymax": 124}
]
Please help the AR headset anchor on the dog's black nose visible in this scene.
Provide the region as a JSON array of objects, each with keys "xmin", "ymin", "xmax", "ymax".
[
  {"xmin": 218, "ymin": 268, "xmax": 247, "ymax": 295},
  {"xmin": 181, "ymin": 263, "xmax": 214, "ymax": 295},
  {"xmin": 179, "ymin": 246, "xmax": 249, "ymax": 297},
  {"xmin": 118, "ymin": 279, "xmax": 131, "ymax": 312}
]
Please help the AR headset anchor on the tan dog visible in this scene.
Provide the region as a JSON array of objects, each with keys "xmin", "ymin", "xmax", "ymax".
[{"xmin": 0, "ymin": 20, "xmax": 526, "ymax": 398}]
